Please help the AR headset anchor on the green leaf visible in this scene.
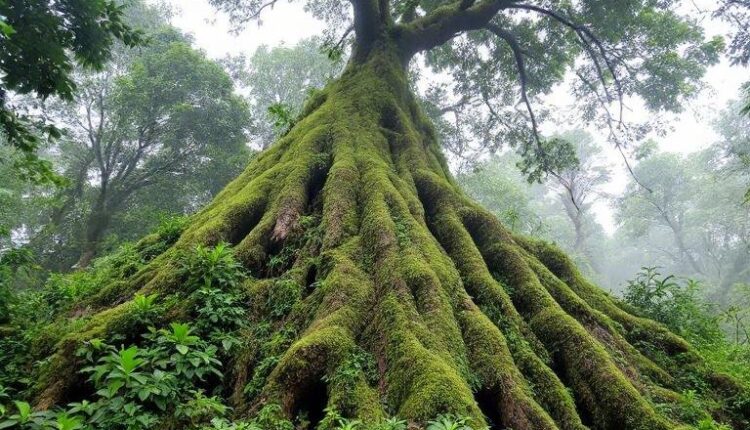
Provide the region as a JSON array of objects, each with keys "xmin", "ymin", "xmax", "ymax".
[
  {"xmin": 107, "ymin": 380, "xmax": 125, "ymax": 397},
  {"xmin": 0, "ymin": 20, "xmax": 15, "ymax": 37},
  {"xmin": 56, "ymin": 413, "xmax": 83, "ymax": 430},
  {"xmin": 137, "ymin": 389, "xmax": 151, "ymax": 401},
  {"xmin": 13, "ymin": 401, "xmax": 31, "ymax": 421}
]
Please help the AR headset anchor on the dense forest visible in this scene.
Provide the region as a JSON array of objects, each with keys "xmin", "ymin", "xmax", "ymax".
[{"xmin": 1, "ymin": 0, "xmax": 750, "ymax": 429}]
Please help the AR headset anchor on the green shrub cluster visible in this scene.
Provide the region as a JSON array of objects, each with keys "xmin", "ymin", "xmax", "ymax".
[{"xmin": 623, "ymin": 267, "xmax": 750, "ymax": 430}]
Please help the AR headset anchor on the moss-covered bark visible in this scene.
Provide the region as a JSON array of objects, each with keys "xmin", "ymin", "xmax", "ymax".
[{"xmin": 29, "ymin": 41, "xmax": 750, "ymax": 430}]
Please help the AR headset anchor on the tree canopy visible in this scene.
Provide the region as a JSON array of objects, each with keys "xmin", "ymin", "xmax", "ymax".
[
  {"xmin": 212, "ymin": 0, "xmax": 722, "ymax": 179},
  {"xmin": 224, "ymin": 38, "xmax": 342, "ymax": 148}
]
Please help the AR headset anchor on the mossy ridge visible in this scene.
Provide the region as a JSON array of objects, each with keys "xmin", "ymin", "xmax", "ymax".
[{"xmin": 27, "ymin": 44, "xmax": 749, "ymax": 429}]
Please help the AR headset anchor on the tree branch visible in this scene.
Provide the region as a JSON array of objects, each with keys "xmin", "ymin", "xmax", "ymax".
[
  {"xmin": 399, "ymin": 0, "xmax": 517, "ymax": 56},
  {"xmin": 508, "ymin": 3, "xmax": 624, "ymax": 123},
  {"xmin": 505, "ymin": 4, "xmax": 658, "ymax": 195},
  {"xmin": 485, "ymin": 24, "xmax": 540, "ymax": 146}
]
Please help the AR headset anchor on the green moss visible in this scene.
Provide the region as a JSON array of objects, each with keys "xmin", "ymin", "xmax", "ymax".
[{"xmin": 376, "ymin": 294, "xmax": 481, "ymax": 424}]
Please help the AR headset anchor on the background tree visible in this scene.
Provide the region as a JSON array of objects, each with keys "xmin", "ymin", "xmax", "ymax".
[
  {"xmin": 618, "ymin": 152, "xmax": 709, "ymax": 277},
  {"xmin": 715, "ymin": 100, "xmax": 750, "ymax": 202},
  {"xmin": 459, "ymin": 140, "xmax": 612, "ymax": 285},
  {"xmin": 224, "ymin": 38, "xmax": 342, "ymax": 148},
  {"xmin": 29, "ymin": 24, "xmax": 251, "ymax": 269},
  {"xmin": 458, "ymin": 153, "xmax": 548, "ymax": 236},
  {"xmin": 0, "ymin": 0, "xmax": 141, "ymax": 185},
  {"xmin": 547, "ymin": 130, "xmax": 610, "ymax": 261},
  {"xmin": 617, "ymin": 146, "xmax": 750, "ymax": 299}
]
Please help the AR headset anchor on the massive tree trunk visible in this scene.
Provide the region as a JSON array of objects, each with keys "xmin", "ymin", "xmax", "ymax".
[{"xmin": 31, "ymin": 41, "xmax": 749, "ymax": 429}]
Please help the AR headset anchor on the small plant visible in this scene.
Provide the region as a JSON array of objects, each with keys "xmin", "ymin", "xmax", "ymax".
[
  {"xmin": 253, "ymin": 403, "xmax": 294, "ymax": 430},
  {"xmin": 242, "ymin": 355, "xmax": 280, "ymax": 398},
  {"xmin": 336, "ymin": 417, "xmax": 362, "ymax": 430},
  {"xmin": 0, "ymin": 401, "xmax": 50, "ymax": 429},
  {"xmin": 426, "ymin": 414, "xmax": 473, "ymax": 430},
  {"xmin": 132, "ymin": 293, "xmax": 160, "ymax": 324},
  {"xmin": 372, "ymin": 417, "xmax": 408, "ymax": 430},
  {"xmin": 323, "ymin": 348, "xmax": 377, "ymax": 389},
  {"xmin": 267, "ymin": 279, "xmax": 300, "ymax": 319},
  {"xmin": 696, "ymin": 418, "xmax": 732, "ymax": 430},
  {"xmin": 174, "ymin": 391, "xmax": 229, "ymax": 425},
  {"xmin": 201, "ymin": 417, "xmax": 262, "ymax": 430},
  {"xmin": 267, "ymin": 245, "xmax": 297, "ymax": 277},
  {"xmin": 623, "ymin": 267, "xmax": 723, "ymax": 345},
  {"xmin": 193, "ymin": 286, "xmax": 247, "ymax": 348},
  {"xmin": 146, "ymin": 323, "xmax": 223, "ymax": 380},
  {"xmin": 72, "ymin": 322, "xmax": 223, "ymax": 428},
  {"xmin": 180, "ymin": 243, "xmax": 245, "ymax": 291},
  {"xmin": 243, "ymin": 326, "xmax": 296, "ymax": 400},
  {"xmin": 393, "ymin": 216, "xmax": 410, "ymax": 247},
  {"xmin": 318, "ymin": 406, "xmax": 343, "ymax": 430},
  {"xmin": 267, "ymin": 102, "xmax": 295, "ymax": 134},
  {"xmin": 155, "ymin": 213, "xmax": 189, "ymax": 243},
  {"xmin": 133, "ymin": 293, "xmax": 158, "ymax": 313}
]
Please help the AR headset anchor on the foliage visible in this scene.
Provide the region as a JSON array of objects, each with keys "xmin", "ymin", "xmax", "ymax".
[
  {"xmin": 715, "ymin": 1, "xmax": 750, "ymax": 67},
  {"xmin": 24, "ymin": 12, "xmax": 250, "ymax": 269},
  {"xmin": 426, "ymin": 414, "xmax": 475, "ymax": 430},
  {"xmin": 622, "ymin": 267, "xmax": 750, "ymax": 428},
  {"xmin": 267, "ymin": 102, "xmax": 296, "ymax": 134},
  {"xmin": 0, "ymin": 243, "xmax": 252, "ymax": 429},
  {"xmin": 180, "ymin": 243, "xmax": 245, "ymax": 289},
  {"xmin": 714, "ymin": 100, "xmax": 750, "ymax": 205},
  {"xmin": 458, "ymin": 147, "xmax": 611, "ymax": 283},
  {"xmin": 0, "ymin": 219, "xmax": 188, "ymax": 397},
  {"xmin": 323, "ymin": 348, "xmax": 377, "ymax": 389},
  {"xmin": 458, "ymin": 153, "xmax": 549, "ymax": 236},
  {"xmin": 617, "ymin": 147, "xmax": 750, "ymax": 295},
  {"xmin": 0, "ymin": 0, "xmax": 142, "ymax": 184},
  {"xmin": 176, "ymin": 243, "xmax": 248, "ymax": 354},
  {"xmin": 0, "ymin": 248, "xmax": 36, "ymax": 323},
  {"xmin": 623, "ymin": 267, "xmax": 724, "ymax": 345},
  {"xmin": 222, "ymin": 38, "xmax": 342, "ymax": 148},
  {"xmin": 370, "ymin": 417, "xmax": 408, "ymax": 430}
]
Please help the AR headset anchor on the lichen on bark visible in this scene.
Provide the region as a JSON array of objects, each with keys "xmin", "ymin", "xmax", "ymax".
[{"xmin": 28, "ymin": 41, "xmax": 750, "ymax": 430}]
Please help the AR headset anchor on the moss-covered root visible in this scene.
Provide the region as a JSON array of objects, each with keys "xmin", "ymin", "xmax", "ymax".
[{"xmin": 30, "ymin": 44, "xmax": 749, "ymax": 430}]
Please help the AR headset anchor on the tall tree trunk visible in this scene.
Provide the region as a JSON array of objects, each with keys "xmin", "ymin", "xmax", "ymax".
[
  {"xmin": 31, "ymin": 42, "xmax": 750, "ymax": 429},
  {"xmin": 74, "ymin": 196, "xmax": 112, "ymax": 269},
  {"xmin": 667, "ymin": 220, "xmax": 704, "ymax": 276}
]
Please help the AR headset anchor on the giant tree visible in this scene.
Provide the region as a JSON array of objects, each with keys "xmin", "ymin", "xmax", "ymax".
[{"xmin": 21, "ymin": 0, "xmax": 750, "ymax": 429}]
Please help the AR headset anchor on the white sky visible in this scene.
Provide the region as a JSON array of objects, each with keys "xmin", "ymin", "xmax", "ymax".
[{"xmin": 164, "ymin": 0, "xmax": 749, "ymax": 234}]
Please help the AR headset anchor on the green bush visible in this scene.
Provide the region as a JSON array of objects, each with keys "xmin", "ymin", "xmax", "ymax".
[{"xmin": 623, "ymin": 267, "xmax": 724, "ymax": 345}]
